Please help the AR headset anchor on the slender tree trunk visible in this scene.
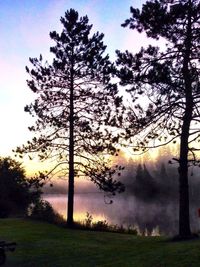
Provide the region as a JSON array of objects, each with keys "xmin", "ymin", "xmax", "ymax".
[
  {"xmin": 179, "ymin": 120, "xmax": 192, "ymax": 237},
  {"xmin": 67, "ymin": 56, "xmax": 75, "ymax": 228},
  {"xmin": 178, "ymin": 0, "xmax": 193, "ymax": 238}
]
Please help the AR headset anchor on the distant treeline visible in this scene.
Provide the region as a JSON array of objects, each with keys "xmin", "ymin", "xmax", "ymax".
[
  {"xmin": 42, "ymin": 150, "xmax": 200, "ymax": 235},
  {"xmin": 43, "ymin": 148, "xmax": 200, "ymax": 205},
  {"xmin": 121, "ymin": 158, "xmax": 200, "ymax": 205},
  {"xmin": 123, "ymin": 162, "xmax": 179, "ymax": 202}
]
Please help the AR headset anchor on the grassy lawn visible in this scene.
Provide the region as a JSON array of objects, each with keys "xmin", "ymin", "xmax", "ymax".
[{"xmin": 0, "ymin": 218, "xmax": 200, "ymax": 267}]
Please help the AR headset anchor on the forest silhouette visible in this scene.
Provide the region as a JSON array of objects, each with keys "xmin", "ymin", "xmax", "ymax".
[{"xmin": 0, "ymin": 0, "xmax": 198, "ymax": 242}]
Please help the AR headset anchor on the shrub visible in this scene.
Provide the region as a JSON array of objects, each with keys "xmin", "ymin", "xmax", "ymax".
[
  {"xmin": 28, "ymin": 200, "xmax": 64, "ymax": 225},
  {"xmin": 93, "ymin": 220, "xmax": 109, "ymax": 231},
  {"xmin": 74, "ymin": 212, "xmax": 138, "ymax": 235},
  {"xmin": 0, "ymin": 157, "xmax": 44, "ymax": 217},
  {"xmin": 85, "ymin": 212, "xmax": 93, "ymax": 228}
]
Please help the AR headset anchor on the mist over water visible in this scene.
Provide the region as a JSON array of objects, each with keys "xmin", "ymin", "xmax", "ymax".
[
  {"xmin": 45, "ymin": 193, "xmax": 200, "ymax": 236},
  {"xmin": 44, "ymin": 146, "xmax": 200, "ymax": 236}
]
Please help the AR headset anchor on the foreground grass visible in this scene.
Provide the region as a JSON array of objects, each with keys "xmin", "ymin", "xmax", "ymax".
[{"xmin": 0, "ymin": 219, "xmax": 200, "ymax": 266}]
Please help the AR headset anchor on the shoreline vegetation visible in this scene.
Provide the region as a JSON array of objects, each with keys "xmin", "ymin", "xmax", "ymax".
[
  {"xmin": 1, "ymin": 218, "xmax": 200, "ymax": 267},
  {"xmin": 27, "ymin": 197, "xmax": 197, "ymax": 238},
  {"xmin": 28, "ymin": 201, "xmax": 142, "ymax": 236}
]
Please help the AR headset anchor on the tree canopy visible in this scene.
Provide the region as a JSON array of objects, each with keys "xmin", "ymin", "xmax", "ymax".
[
  {"xmin": 0, "ymin": 157, "xmax": 42, "ymax": 217},
  {"xmin": 116, "ymin": 0, "xmax": 200, "ymax": 238},
  {"xmin": 16, "ymin": 9, "xmax": 124, "ymax": 226}
]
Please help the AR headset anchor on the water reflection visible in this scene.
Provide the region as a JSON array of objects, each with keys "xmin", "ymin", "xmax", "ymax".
[
  {"xmin": 44, "ymin": 193, "xmax": 108, "ymax": 222},
  {"xmin": 44, "ymin": 193, "xmax": 199, "ymax": 236}
]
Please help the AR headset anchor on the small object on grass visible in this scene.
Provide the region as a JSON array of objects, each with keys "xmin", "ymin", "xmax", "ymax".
[
  {"xmin": 0, "ymin": 241, "xmax": 17, "ymax": 265},
  {"xmin": 0, "ymin": 248, "xmax": 5, "ymax": 265}
]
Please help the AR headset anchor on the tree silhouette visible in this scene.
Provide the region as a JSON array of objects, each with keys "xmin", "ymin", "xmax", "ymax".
[
  {"xmin": 133, "ymin": 164, "xmax": 159, "ymax": 201},
  {"xmin": 0, "ymin": 157, "xmax": 42, "ymax": 217},
  {"xmin": 17, "ymin": 9, "xmax": 124, "ymax": 227},
  {"xmin": 116, "ymin": 0, "xmax": 200, "ymax": 238}
]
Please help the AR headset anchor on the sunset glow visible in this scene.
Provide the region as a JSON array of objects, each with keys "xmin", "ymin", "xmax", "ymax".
[
  {"xmin": 0, "ymin": 2, "xmax": 199, "ymax": 257},
  {"xmin": 0, "ymin": 0, "xmax": 166, "ymax": 174}
]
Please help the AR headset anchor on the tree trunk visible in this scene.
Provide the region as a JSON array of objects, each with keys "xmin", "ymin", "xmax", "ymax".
[
  {"xmin": 178, "ymin": 0, "xmax": 193, "ymax": 238},
  {"xmin": 179, "ymin": 126, "xmax": 191, "ymax": 237},
  {"xmin": 67, "ymin": 56, "xmax": 75, "ymax": 228}
]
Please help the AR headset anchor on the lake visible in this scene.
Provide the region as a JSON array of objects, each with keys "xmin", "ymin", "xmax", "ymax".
[
  {"xmin": 44, "ymin": 193, "xmax": 134, "ymax": 224},
  {"xmin": 42, "ymin": 193, "xmax": 200, "ymax": 235}
]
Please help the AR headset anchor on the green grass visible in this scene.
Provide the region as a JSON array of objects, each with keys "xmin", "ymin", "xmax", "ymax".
[{"xmin": 0, "ymin": 218, "xmax": 200, "ymax": 267}]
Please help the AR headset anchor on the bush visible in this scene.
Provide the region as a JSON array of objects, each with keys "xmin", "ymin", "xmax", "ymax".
[
  {"xmin": 28, "ymin": 200, "xmax": 64, "ymax": 225},
  {"xmin": 93, "ymin": 220, "xmax": 109, "ymax": 231},
  {"xmin": 0, "ymin": 157, "xmax": 43, "ymax": 217},
  {"xmin": 74, "ymin": 212, "xmax": 138, "ymax": 235},
  {"xmin": 85, "ymin": 212, "xmax": 93, "ymax": 228}
]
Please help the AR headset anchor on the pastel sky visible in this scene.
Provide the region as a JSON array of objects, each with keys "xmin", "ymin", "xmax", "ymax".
[{"xmin": 0, "ymin": 0, "xmax": 163, "ymax": 173}]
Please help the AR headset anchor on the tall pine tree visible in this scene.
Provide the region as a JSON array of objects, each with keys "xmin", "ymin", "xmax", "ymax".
[
  {"xmin": 17, "ymin": 9, "xmax": 124, "ymax": 227},
  {"xmin": 117, "ymin": 0, "xmax": 200, "ymax": 238}
]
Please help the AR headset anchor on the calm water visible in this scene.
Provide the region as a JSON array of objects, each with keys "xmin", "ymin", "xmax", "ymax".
[
  {"xmin": 42, "ymin": 193, "xmax": 200, "ymax": 235},
  {"xmin": 44, "ymin": 193, "xmax": 133, "ymax": 224}
]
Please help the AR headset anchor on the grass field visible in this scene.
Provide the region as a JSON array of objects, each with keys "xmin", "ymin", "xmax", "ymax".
[{"xmin": 0, "ymin": 218, "xmax": 200, "ymax": 267}]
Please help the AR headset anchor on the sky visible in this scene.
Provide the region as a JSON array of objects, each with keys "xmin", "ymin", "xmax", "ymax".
[{"xmin": 0, "ymin": 0, "xmax": 162, "ymax": 174}]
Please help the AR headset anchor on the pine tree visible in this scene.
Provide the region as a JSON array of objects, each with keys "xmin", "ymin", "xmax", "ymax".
[
  {"xmin": 117, "ymin": 0, "xmax": 200, "ymax": 238},
  {"xmin": 133, "ymin": 164, "xmax": 158, "ymax": 201},
  {"xmin": 17, "ymin": 9, "xmax": 124, "ymax": 227}
]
